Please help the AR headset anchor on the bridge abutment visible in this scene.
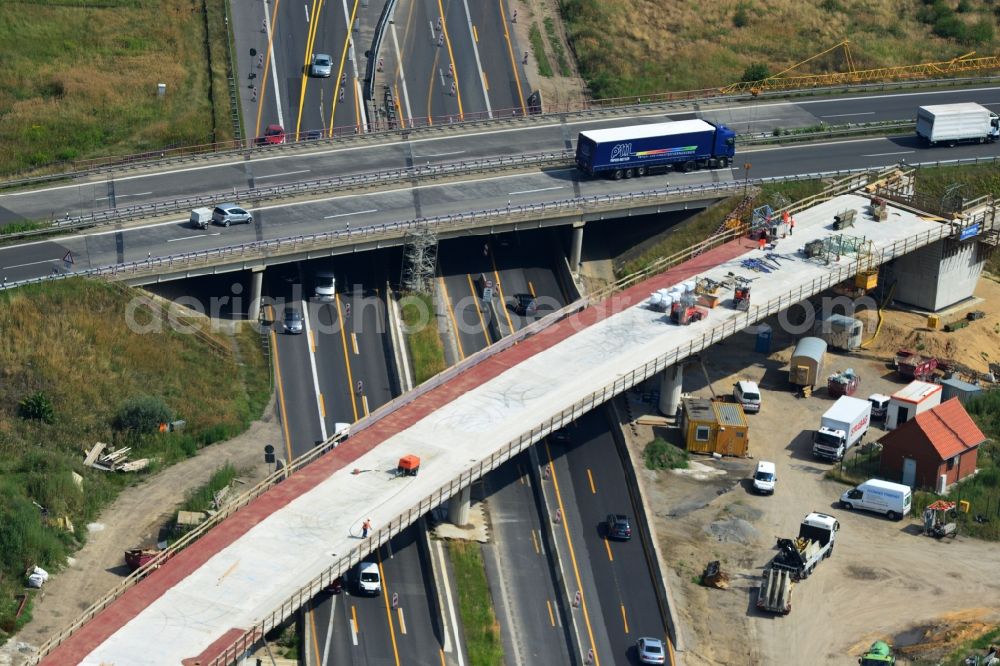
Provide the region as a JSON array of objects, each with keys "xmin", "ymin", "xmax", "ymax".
[
  {"xmin": 882, "ymin": 236, "xmax": 989, "ymax": 311},
  {"xmin": 249, "ymin": 266, "xmax": 265, "ymax": 319}
]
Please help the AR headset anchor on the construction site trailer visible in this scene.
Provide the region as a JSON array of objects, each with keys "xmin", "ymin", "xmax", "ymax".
[
  {"xmin": 886, "ymin": 381, "xmax": 942, "ymax": 430},
  {"xmin": 680, "ymin": 398, "xmax": 750, "ymax": 457},
  {"xmin": 813, "ymin": 313, "xmax": 864, "ymax": 351},
  {"xmin": 789, "ymin": 337, "xmax": 827, "ymax": 388}
]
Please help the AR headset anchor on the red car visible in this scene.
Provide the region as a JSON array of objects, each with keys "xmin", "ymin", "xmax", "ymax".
[{"xmin": 256, "ymin": 124, "xmax": 285, "ymax": 146}]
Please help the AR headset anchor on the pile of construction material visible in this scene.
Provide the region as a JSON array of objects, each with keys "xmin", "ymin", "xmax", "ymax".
[{"xmin": 82, "ymin": 442, "xmax": 150, "ymax": 473}]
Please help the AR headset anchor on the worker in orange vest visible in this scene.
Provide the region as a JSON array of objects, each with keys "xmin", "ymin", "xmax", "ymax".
[
  {"xmin": 758, "ymin": 230, "xmax": 768, "ymax": 250},
  {"xmin": 362, "ymin": 518, "xmax": 372, "ymax": 538}
]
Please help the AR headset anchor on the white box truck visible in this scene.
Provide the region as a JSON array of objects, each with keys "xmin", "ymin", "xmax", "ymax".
[
  {"xmin": 839, "ymin": 478, "xmax": 912, "ymax": 521},
  {"xmin": 916, "ymin": 103, "xmax": 1000, "ymax": 147},
  {"xmin": 813, "ymin": 395, "xmax": 871, "ymax": 461}
]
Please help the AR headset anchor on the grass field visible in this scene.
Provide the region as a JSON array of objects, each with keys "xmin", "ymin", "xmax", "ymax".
[
  {"xmin": 400, "ymin": 292, "xmax": 448, "ymax": 385},
  {"xmin": 560, "ymin": 0, "xmax": 999, "ymax": 99},
  {"xmin": 0, "ymin": 0, "xmax": 233, "ymax": 177},
  {"xmin": 447, "ymin": 540, "xmax": 504, "ymax": 666},
  {"xmin": 0, "ymin": 279, "xmax": 269, "ymax": 641}
]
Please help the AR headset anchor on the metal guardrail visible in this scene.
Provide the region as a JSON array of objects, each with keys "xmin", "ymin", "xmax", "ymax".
[
  {"xmin": 364, "ymin": 0, "xmax": 398, "ymax": 103},
  {"xmin": 6, "ymin": 151, "xmax": 573, "ymax": 240},
  {"xmin": 27, "ymin": 165, "xmax": 963, "ymax": 664},
  {"xmin": 3, "ymin": 74, "xmax": 998, "ymax": 190},
  {"xmin": 739, "ymin": 120, "xmax": 914, "ymax": 145}
]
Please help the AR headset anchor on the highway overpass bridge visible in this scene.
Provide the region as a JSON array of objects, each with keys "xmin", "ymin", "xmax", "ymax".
[{"xmin": 32, "ymin": 170, "xmax": 997, "ymax": 665}]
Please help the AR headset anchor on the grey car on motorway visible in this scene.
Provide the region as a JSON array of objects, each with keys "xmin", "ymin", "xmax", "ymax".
[
  {"xmin": 637, "ymin": 637, "xmax": 666, "ymax": 664},
  {"xmin": 212, "ymin": 203, "xmax": 253, "ymax": 227},
  {"xmin": 282, "ymin": 308, "xmax": 304, "ymax": 334},
  {"xmin": 310, "ymin": 53, "xmax": 333, "ymax": 77}
]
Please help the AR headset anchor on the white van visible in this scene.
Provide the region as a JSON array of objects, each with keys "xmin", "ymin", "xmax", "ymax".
[
  {"xmin": 839, "ymin": 479, "xmax": 911, "ymax": 520},
  {"xmin": 314, "ymin": 271, "xmax": 336, "ymax": 300},
  {"xmin": 355, "ymin": 561, "xmax": 381, "ymax": 595},
  {"xmin": 733, "ymin": 380, "xmax": 761, "ymax": 414},
  {"xmin": 752, "ymin": 460, "xmax": 776, "ymax": 495},
  {"xmin": 189, "ymin": 207, "xmax": 213, "ymax": 229}
]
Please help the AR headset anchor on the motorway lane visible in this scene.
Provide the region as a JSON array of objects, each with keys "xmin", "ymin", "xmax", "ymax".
[
  {"xmin": 4, "ymin": 134, "xmax": 1000, "ymax": 283},
  {"xmin": 5, "ymin": 86, "xmax": 1000, "ymax": 224},
  {"xmin": 564, "ymin": 410, "xmax": 668, "ymax": 665},
  {"xmin": 464, "ymin": 0, "xmax": 527, "ymax": 116},
  {"xmin": 319, "ymin": 529, "xmax": 446, "ymax": 666},
  {"xmin": 481, "ymin": 453, "xmax": 574, "ymax": 664}
]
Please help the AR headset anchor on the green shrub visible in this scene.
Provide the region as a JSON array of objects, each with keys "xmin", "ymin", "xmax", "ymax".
[
  {"xmin": 113, "ymin": 395, "xmax": 172, "ymax": 434},
  {"xmin": 741, "ymin": 63, "xmax": 770, "ymax": 83},
  {"xmin": 956, "ymin": 0, "xmax": 973, "ymax": 12},
  {"xmin": 933, "ymin": 14, "xmax": 966, "ymax": 39},
  {"xmin": 964, "ymin": 19, "xmax": 994, "ymax": 45},
  {"xmin": 645, "ymin": 437, "xmax": 688, "ymax": 470},
  {"xmin": 733, "ymin": 5, "xmax": 750, "ymax": 27},
  {"xmin": 18, "ymin": 391, "xmax": 55, "ymax": 424}
]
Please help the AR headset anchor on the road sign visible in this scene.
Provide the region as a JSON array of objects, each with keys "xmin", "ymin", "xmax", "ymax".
[
  {"xmin": 264, "ymin": 444, "xmax": 275, "ymax": 463},
  {"xmin": 63, "ymin": 250, "xmax": 74, "ymax": 265}
]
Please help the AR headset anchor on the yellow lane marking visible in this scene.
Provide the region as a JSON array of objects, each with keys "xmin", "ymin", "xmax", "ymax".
[
  {"xmin": 439, "ymin": 649, "xmax": 446, "ymax": 666},
  {"xmin": 351, "ymin": 331, "xmax": 359, "ymax": 354},
  {"xmin": 473, "ymin": 24, "xmax": 478, "ymax": 42},
  {"xmin": 377, "ymin": 557, "xmax": 402, "ymax": 666},
  {"xmin": 394, "ymin": 83, "xmax": 406, "ymax": 128},
  {"xmin": 587, "ymin": 468, "xmax": 596, "ymax": 494},
  {"xmin": 351, "ymin": 604, "xmax": 359, "ymax": 633},
  {"xmin": 545, "ymin": 442, "xmax": 600, "ymax": 665},
  {"xmin": 530, "ymin": 529, "xmax": 540, "ymax": 554},
  {"xmin": 362, "ymin": 394, "xmax": 370, "ymax": 417},
  {"xmin": 294, "ymin": 0, "xmax": 325, "ymax": 140},
  {"xmin": 466, "ymin": 273, "xmax": 491, "ymax": 347},
  {"xmin": 603, "ymin": 537, "xmax": 614, "ymax": 562},
  {"xmin": 621, "ymin": 604, "xmax": 629, "ymax": 634},
  {"xmin": 335, "ymin": 294, "xmax": 359, "ymax": 421},
  {"xmin": 329, "ymin": 0, "xmax": 360, "ymax": 131},
  {"xmin": 546, "ymin": 599, "xmax": 555, "ymax": 626},
  {"xmin": 528, "ymin": 280, "xmax": 536, "ymax": 297},
  {"xmin": 309, "ymin": 605, "xmax": 322, "ymax": 664},
  {"xmin": 397, "ymin": 607, "xmax": 407, "ymax": 634},
  {"xmin": 436, "ymin": 0, "xmax": 464, "ymax": 119},
  {"xmin": 439, "ymin": 276, "xmax": 466, "ymax": 360},
  {"xmin": 268, "ymin": 306, "xmax": 294, "ymax": 464},
  {"xmin": 496, "ymin": 0, "xmax": 526, "ymax": 114},
  {"xmin": 320, "ymin": 393, "xmax": 326, "ymax": 418},
  {"xmin": 254, "ymin": 0, "xmax": 284, "ymax": 141},
  {"xmin": 483, "ymin": 70, "xmax": 489, "ymax": 91},
  {"xmin": 309, "ymin": 329, "xmax": 317, "ymax": 352}
]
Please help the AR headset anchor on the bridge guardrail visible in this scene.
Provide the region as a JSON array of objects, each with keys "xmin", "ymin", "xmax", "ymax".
[
  {"xmin": 8, "ymin": 156, "xmax": 1000, "ymax": 293},
  {"xmin": 5, "ymin": 150, "xmax": 574, "ymax": 241},
  {"xmin": 3, "ymin": 74, "xmax": 998, "ymax": 190},
  {"xmin": 27, "ymin": 165, "xmax": 959, "ymax": 663}
]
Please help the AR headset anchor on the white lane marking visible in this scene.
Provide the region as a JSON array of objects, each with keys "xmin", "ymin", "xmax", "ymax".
[
  {"xmin": 256, "ymin": 169, "xmax": 312, "ymax": 180},
  {"xmin": 350, "ymin": 609, "xmax": 359, "ymax": 646},
  {"xmin": 2, "ymin": 258, "xmax": 56, "ymax": 269},
  {"xmin": 265, "ymin": 11, "xmax": 285, "ymax": 130},
  {"xmin": 321, "ymin": 595, "xmax": 336, "ymax": 665},
  {"xmin": 304, "ymin": 3, "xmax": 310, "ymax": 22},
  {"xmin": 324, "ymin": 208, "xmax": 377, "ymax": 219},
  {"xmin": 340, "ymin": 0, "xmax": 368, "ymax": 132},
  {"xmin": 6, "ymin": 84, "xmax": 1000, "ymax": 200},
  {"xmin": 303, "ymin": 299, "xmax": 329, "ymax": 442},
  {"xmin": 390, "ymin": 16, "xmax": 415, "ymax": 123},
  {"xmin": 509, "ymin": 186, "xmax": 564, "ymax": 195},
  {"xmin": 94, "ymin": 191, "xmax": 152, "ymax": 201},
  {"xmin": 742, "ymin": 118, "xmax": 781, "ymax": 123},
  {"xmin": 428, "ymin": 19, "xmax": 436, "ymax": 42},
  {"xmin": 397, "ymin": 607, "xmax": 407, "ymax": 635},
  {"xmin": 821, "ymin": 111, "xmax": 876, "ymax": 118},
  {"xmin": 862, "ymin": 150, "xmax": 915, "ymax": 157},
  {"xmin": 167, "ymin": 233, "xmax": 221, "ymax": 242},
  {"xmin": 460, "ymin": 0, "xmax": 492, "ymax": 118},
  {"xmin": 435, "ymin": 541, "xmax": 460, "ymax": 660},
  {"xmin": 413, "ymin": 150, "xmax": 466, "ymax": 158}
]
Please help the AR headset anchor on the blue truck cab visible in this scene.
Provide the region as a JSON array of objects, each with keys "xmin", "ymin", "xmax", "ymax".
[{"xmin": 575, "ymin": 120, "xmax": 736, "ymax": 179}]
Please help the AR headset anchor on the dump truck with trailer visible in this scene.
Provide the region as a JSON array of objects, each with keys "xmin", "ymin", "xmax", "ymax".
[
  {"xmin": 813, "ymin": 395, "xmax": 871, "ymax": 461},
  {"xmin": 916, "ymin": 103, "xmax": 999, "ymax": 147},
  {"xmin": 757, "ymin": 512, "xmax": 839, "ymax": 614},
  {"xmin": 575, "ymin": 119, "xmax": 736, "ymax": 179}
]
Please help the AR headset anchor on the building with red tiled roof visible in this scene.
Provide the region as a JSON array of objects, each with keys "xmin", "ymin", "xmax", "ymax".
[{"xmin": 878, "ymin": 397, "xmax": 985, "ymax": 490}]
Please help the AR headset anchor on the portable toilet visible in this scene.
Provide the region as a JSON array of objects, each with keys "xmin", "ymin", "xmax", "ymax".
[
  {"xmin": 789, "ymin": 337, "xmax": 827, "ymax": 388},
  {"xmin": 755, "ymin": 324, "xmax": 772, "ymax": 354}
]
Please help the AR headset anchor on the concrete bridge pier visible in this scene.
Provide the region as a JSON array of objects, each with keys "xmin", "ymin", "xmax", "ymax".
[
  {"xmin": 448, "ymin": 485, "xmax": 471, "ymax": 526},
  {"xmin": 658, "ymin": 364, "xmax": 684, "ymax": 417},
  {"xmin": 569, "ymin": 221, "xmax": 585, "ymax": 273},
  {"xmin": 249, "ymin": 266, "xmax": 265, "ymax": 320}
]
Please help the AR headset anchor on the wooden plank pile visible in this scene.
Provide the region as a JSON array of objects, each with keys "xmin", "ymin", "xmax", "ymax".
[{"xmin": 82, "ymin": 442, "xmax": 150, "ymax": 473}]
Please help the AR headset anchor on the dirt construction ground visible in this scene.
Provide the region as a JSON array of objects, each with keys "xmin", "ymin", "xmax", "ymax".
[{"xmin": 621, "ymin": 275, "xmax": 1000, "ymax": 665}]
